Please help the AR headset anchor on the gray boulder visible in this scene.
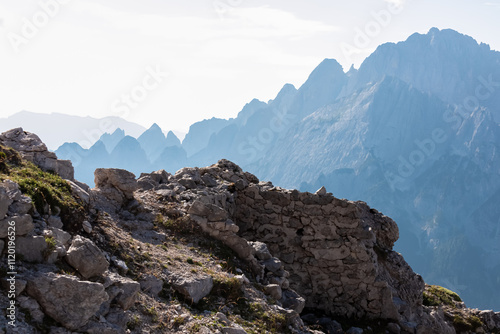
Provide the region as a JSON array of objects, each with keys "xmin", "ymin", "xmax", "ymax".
[
  {"xmin": 26, "ymin": 273, "xmax": 108, "ymax": 330},
  {"xmin": 140, "ymin": 275, "xmax": 164, "ymax": 297},
  {"xmin": 315, "ymin": 186, "xmax": 327, "ymax": 196},
  {"xmin": 66, "ymin": 236, "xmax": 109, "ymax": 279},
  {"xmin": 68, "ymin": 180, "xmax": 90, "ymax": 205},
  {"xmin": 1, "ymin": 179, "xmax": 22, "ymax": 201},
  {"xmin": 263, "ymin": 257, "xmax": 282, "ymax": 273},
  {"xmin": 250, "ymin": 241, "xmax": 272, "ymax": 260},
  {"xmin": 92, "ymin": 168, "xmax": 138, "ymax": 212},
  {"xmin": 264, "ymin": 284, "xmax": 282, "ymax": 300},
  {"xmin": 94, "ymin": 168, "xmax": 137, "ymax": 199},
  {"xmin": 8, "ymin": 195, "xmax": 33, "ymax": 215},
  {"xmin": 16, "ymin": 236, "xmax": 48, "ymax": 263},
  {"xmin": 113, "ymin": 277, "xmax": 140, "ymax": 310},
  {"xmin": 103, "ymin": 272, "xmax": 140, "ymax": 310},
  {"xmin": 0, "ymin": 214, "xmax": 34, "ymax": 238},
  {"xmin": 281, "ymin": 289, "xmax": 306, "ymax": 314},
  {"xmin": 171, "ymin": 273, "xmax": 213, "ymax": 303}
]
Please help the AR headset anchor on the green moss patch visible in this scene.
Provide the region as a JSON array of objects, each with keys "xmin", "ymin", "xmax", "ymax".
[
  {"xmin": 423, "ymin": 284, "xmax": 462, "ymax": 307},
  {"xmin": 0, "ymin": 146, "xmax": 84, "ymax": 229},
  {"xmin": 452, "ymin": 314, "xmax": 483, "ymax": 332}
]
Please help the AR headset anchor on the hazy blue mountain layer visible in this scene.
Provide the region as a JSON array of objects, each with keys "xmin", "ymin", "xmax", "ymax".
[{"xmin": 56, "ymin": 28, "xmax": 500, "ymax": 309}]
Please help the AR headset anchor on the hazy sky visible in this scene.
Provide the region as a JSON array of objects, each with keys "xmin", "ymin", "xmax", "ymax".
[{"xmin": 0, "ymin": 0, "xmax": 499, "ymax": 134}]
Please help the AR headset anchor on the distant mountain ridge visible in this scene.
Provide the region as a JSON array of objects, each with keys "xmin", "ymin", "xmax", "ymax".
[
  {"xmin": 55, "ymin": 28, "xmax": 500, "ymax": 310},
  {"xmin": 0, "ymin": 111, "xmax": 147, "ymax": 150},
  {"xmin": 56, "ymin": 124, "xmax": 184, "ymax": 185}
]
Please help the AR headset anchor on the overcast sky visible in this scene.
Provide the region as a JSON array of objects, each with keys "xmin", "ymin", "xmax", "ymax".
[{"xmin": 0, "ymin": 0, "xmax": 499, "ymax": 135}]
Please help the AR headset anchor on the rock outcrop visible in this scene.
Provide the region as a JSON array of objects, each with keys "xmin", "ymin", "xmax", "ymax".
[
  {"xmin": 0, "ymin": 128, "xmax": 74, "ymax": 180},
  {"xmin": 26, "ymin": 273, "xmax": 109, "ymax": 330},
  {"xmin": 92, "ymin": 167, "xmax": 138, "ymax": 212}
]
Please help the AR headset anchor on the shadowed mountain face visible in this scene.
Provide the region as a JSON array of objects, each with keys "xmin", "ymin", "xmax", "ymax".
[{"xmin": 55, "ymin": 28, "xmax": 500, "ymax": 309}]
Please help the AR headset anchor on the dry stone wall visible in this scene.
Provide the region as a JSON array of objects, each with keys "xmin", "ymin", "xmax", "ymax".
[
  {"xmin": 233, "ymin": 182, "xmax": 424, "ymax": 322},
  {"xmin": 179, "ymin": 160, "xmax": 426, "ymax": 326}
]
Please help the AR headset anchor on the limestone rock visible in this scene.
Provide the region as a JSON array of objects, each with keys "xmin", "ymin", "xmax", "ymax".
[
  {"xmin": 16, "ymin": 236, "xmax": 48, "ymax": 263},
  {"xmin": 48, "ymin": 215, "xmax": 64, "ymax": 229},
  {"xmin": 2, "ymin": 179, "xmax": 22, "ymax": 201},
  {"xmin": 140, "ymin": 275, "xmax": 164, "ymax": 297},
  {"xmin": 18, "ymin": 296, "xmax": 45, "ymax": 323},
  {"xmin": 218, "ymin": 233, "xmax": 255, "ymax": 260},
  {"xmin": 155, "ymin": 189, "xmax": 176, "ymax": 200},
  {"xmin": 264, "ymin": 284, "xmax": 282, "ymax": 300},
  {"xmin": 101, "ymin": 272, "xmax": 140, "ymax": 312},
  {"xmin": 48, "ymin": 227, "xmax": 72, "ymax": 247},
  {"xmin": 94, "ymin": 168, "xmax": 138, "ymax": 200},
  {"xmin": 263, "ymin": 258, "xmax": 282, "ymax": 273},
  {"xmin": 319, "ymin": 318, "xmax": 343, "ymax": 334},
  {"xmin": 82, "ymin": 220, "xmax": 93, "ymax": 233},
  {"xmin": 66, "ymin": 236, "xmax": 109, "ymax": 279},
  {"xmin": 0, "ymin": 214, "xmax": 34, "ymax": 238},
  {"xmin": 188, "ymin": 200, "xmax": 227, "ymax": 222},
  {"xmin": 315, "ymin": 186, "xmax": 327, "ymax": 196},
  {"xmin": 68, "ymin": 180, "xmax": 90, "ymax": 205},
  {"xmin": 26, "ymin": 273, "xmax": 108, "ymax": 330},
  {"xmin": 281, "ymin": 289, "xmax": 306, "ymax": 314},
  {"xmin": 8, "ymin": 195, "xmax": 33, "ymax": 215},
  {"xmin": 111, "ymin": 276, "xmax": 140, "ymax": 310},
  {"xmin": 0, "ymin": 128, "xmax": 74, "ymax": 179},
  {"xmin": 171, "ymin": 273, "xmax": 213, "ymax": 304},
  {"xmin": 250, "ymin": 241, "xmax": 272, "ymax": 260},
  {"xmin": 201, "ymin": 173, "xmax": 218, "ymax": 187}
]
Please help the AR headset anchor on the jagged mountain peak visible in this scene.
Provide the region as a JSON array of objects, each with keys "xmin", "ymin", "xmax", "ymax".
[
  {"xmin": 139, "ymin": 123, "xmax": 165, "ymax": 140},
  {"xmin": 234, "ymin": 98, "xmax": 268, "ymax": 127},
  {"xmin": 149, "ymin": 122, "xmax": 161, "ymax": 130},
  {"xmin": 165, "ymin": 130, "xmax": 181, "ymax": 147},
  {"xmin": 352, "ymin": 27, "xmax": 500, "ymax": 104},
  {"xmin": 303, "ymin": 58, "xmax": 345, "ymax": 87},
  {"xmin": 273, "ymin": 83, "xmax": 297, "ymax": 101},
  {"xmin": 98, "ymin": 128, "xmax": 126, "ymax": 153},
  {"xmin": 110, "ymin": 128, "xmax": 125, "ymax": 136}
]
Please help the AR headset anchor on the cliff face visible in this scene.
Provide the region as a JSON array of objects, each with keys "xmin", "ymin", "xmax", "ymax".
[{"xmin": 1, "ymin": 128, "xmax": 499, "ymax": 334}]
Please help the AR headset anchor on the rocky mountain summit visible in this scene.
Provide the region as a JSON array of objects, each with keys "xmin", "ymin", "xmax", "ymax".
[{"xmin": 1, "ymin": 128, "xmax": 499, "ymax": 333}]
